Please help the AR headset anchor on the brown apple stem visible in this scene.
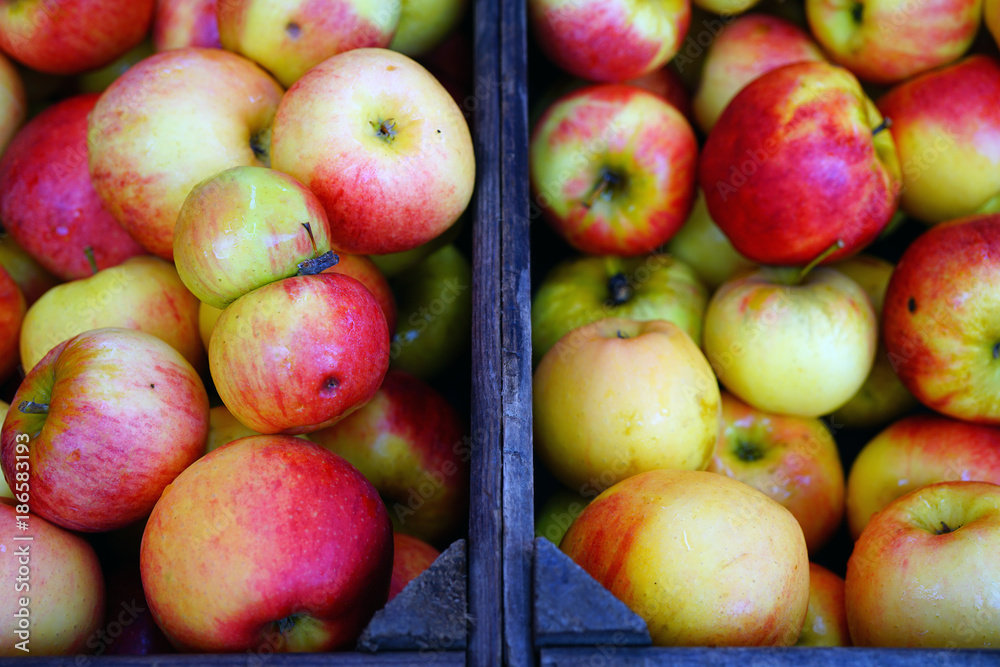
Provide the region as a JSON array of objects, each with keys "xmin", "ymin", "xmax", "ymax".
[
  {"xmin": 607, "ymin": 273, "xmax": 632, "ymax": 305},
  {"xmin": 796, "ymin": 239, "xmax": 845, "ymax": 283},
  {"xmin": 296, "ymin": 251, "xmax": 339, "ymax": 276},
  {"xmin": 583, "ymin": 169, "xmax": 621, "ymax": 209},
  {"xmin": 84, "ymin": 246, "xmax": 98, "ymax": 276},
  {"xmin": 18, "ymin": 400, "xmax": 49, "ymax": 415},
  {"xmin": 872, "ymin": 117, "xmax": 892, "ymax": 136}
]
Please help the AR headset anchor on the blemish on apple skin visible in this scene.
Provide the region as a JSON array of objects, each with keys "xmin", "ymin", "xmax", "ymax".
[
  {"xmin": 908, "ymin": 297, "xmax": 917, "ymax": 313},
  {"xmin": 285, "ymin": 23, "xmax": 301, "ymax": 39}
]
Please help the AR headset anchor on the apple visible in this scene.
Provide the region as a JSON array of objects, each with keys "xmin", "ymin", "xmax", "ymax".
[
  {"xmin": 324, "ymin": 253, "xmax": 397, "ymax": 335},
  {"xmin": 1, "ymin": 328, "xmax": 208, "ymax": 532},
  {"xmin": 19, "ymin": 256, "xmax": 203, "ymax": 373},
  {"xmin": 988, "ymin": 0, "xmax": 1000, "ymax": 47},
  {"xmin": 210, "ymin": 272, "xmax": 390, "ymax": 435},
  {"xmin": 707, "ymin": 392, "xmax": 845, "ymax": 554},
  {"xmin": 205, "ymin": 405, "xmax": 259, "ymax": 454},
  {"xmin": 93, "ymin": 567, "xmax": 175, "ymax": 656},
  {"xmin": 845, "ymin": 414, "xmax": 1000, "ymax": 539},
  {"xmin": 0, "ymin": 503, "xmax": 104, "ymax": 656},
  {"xmin": 665, "ymin": 189, "xmax": 755, "ymax": 290},
  {"xmin": 845, "ymin": 481, "xmax": 1000, "ymax": 647},
  {"xmin": 0, "ymin": 52, "xmax": 25, "ymax": 157},
  {"xmin": 0, "ymin": 265, "xmax": 25, "ymax": 380},
  {"xmin": 882, "ymin": 213, "xmax": 1000, "ymax": 423},
  {"xmin": 623, "ymin": 65, "xmax": 692, "ymax": 121},
  {"xmin": 308, "ymin": 369, "xmax": 469, "ymax": 544},
  {"xmin": 699, "ymin": 61, "xmax": 901, "ymax": 266},
  {"xmin": 561, "ymin": 469, "xmax": 809, "ymax": 646},
  {"xmin": 0, "ymin": 0, "xmax": 154, "ymax": 75},
  {"xmin": 704, "ymin": 266, "xmax": 877, "ymax": 418},
  {"xmin": 390, "ymin": 0, "xmax": 466, "ymax": 57},
  {"xmin": 390, "ymin": 244, "xmax": 471, "ymax": 379},
  {"xmin": 76, "ymin": 40, "xmax": 155, "ymax": 93},
  {"xmin": 527, "ymin": 0, "xmax": 690, "ymax": 83},
  {"xmin": 0, "ymin": 234, "xmax": 60, "ymax": 305},
  {"xmin": 796, "ymin": 563, "xmax": 850, "ymax": 647},
  {"xmin": 389, "ymin": 532, "xmax": 441, "ymax": 601},
  {"xmin": 0, "ymin": 93, "xmax": 147, "ymax": 281},
  {"xmin": 270, "ymin": 47, "xmax": 474, "ymax": 256},
  {"xmin": 876, "ymin": 55, "xmax": 1000, "ymax": 224},
  {"xmin": 534, "ymin": 318, "xmax": 720, "ymax": 494},
  {"xmin": 87, "ymin": 47, "xmax": 284, "ymax": 260},
  {"xmin": 530, "ymin": 84, "xmax": 698, "ymax": 256},
  {"xmin": 535, "ymin": 487, "xmax": 590, "ymax": 546},
  {"xmin": 806, "ymin": 0, "xmax": 981, "ymax": 85},
  {"xmin": 692, "ymin": 0, "xmax": 763, "ymax": 18},
  {"xmin": 531, "ymin": 251, "xmax": 707, "ymax": 364},
  {"xmin": 828, "ymin": 254, "xmax": 918, "ymax": 428},
  {"xmin": 368, "ymin": 215, "xmax": 463, "ymax": 277},
  {"xmin": 198, "ymin": 301, "xmax": 222, "ymax": 351},
  {"xmin": 153, "ymin": 0, "xmax": 222, "ymax": 50},
  {"xmin": 692, "ymin": 14, "xmax": 824, "ymax": 133},
  {"xmin": 140, "ymin": 435, "xmax": 393, "ymax": 652}
]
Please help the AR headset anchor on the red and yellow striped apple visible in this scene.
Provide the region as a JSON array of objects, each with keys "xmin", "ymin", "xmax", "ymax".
[
  {"xmin": 796, "ymin": 563, "xmax": 850, "ymax": 646},
  {"xmin": 389, "ymin": 533, "xmax": 441, "ymax": 601},
  {"xmin": 153, "ymin": 0, "xmax": 222, "ymax": 50}
]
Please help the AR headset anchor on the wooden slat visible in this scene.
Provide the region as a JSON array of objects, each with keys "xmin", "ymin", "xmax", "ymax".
[{"xmin": 541, "ymin": 647, "xmax": 1000, "ymax": 666}]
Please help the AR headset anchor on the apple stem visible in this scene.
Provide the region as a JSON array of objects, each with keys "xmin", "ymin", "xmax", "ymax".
[
  {"xmin": 297, "ymin": 250, "xmax": 339, "ymax": 276},
  {"xmin": 18, "ymin": 400, "xmax": 49, "ymax": 415},
  {"xmin": 583, "ymin": 169, "xmax": 622, "ymax": 209},
  {"xmin": 84, "ymin": 246, "xmax": 98, "ymax": 276},
  {"xmin": 607, "ymin": 273, "xmax": 632, "ymax": 305},
  {"xmin": 872, "ymin": 117, "xmax": 892, "ymax": 136},
  {"xmin": 796, "ymin": 239, "xmax": 845, "ymax": 283}
]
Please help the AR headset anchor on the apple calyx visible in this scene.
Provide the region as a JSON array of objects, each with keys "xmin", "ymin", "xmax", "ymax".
[
  {"xmin": 795, "ymin": 239, "xmax": 846, "ymax": 283},
  {"xmin": 871, "ymin": 118, "xmax": 892, "ymax": 136},
  {"xmin": 250, "ymin": 128, "xmax": 272, "ymax": 166},
  {"xmin": 851, "ymin": 1, "xmax": 864, "ymax": 23},
  {"xmin": 607, "ymin": 272, "xmax": 633, "ymax": 306},
  {"xmin": 993, "ymin": 342, "xmax": 999, "ymax": 359},
  {"xmin": 734, "ymin": 439, "xmax": 764, "ymax": 462},
  {"xmin": 935, "ymin": 521, "xmax": 956, "ymax": 535},
  {"xmin": 18, "ymin": 400, "xmax": 49, "ymax": 415},
  {"xmin": 296, "ymin": 251, "xmax": 339, "ymax": 276},
  {"xmin": 372, "ymin": 118, "xmax": 397, "ymax": 142},
  {"xmin": 583, "ymin": 168, "xmax": 625, "ymax": 210},
  {"xmin": 84, "ymin": 246, "xmax": 99, "ymax": 275},
  {"xmin": 616, "ymin": 329, "xmax": 629, "ymax": 339}
]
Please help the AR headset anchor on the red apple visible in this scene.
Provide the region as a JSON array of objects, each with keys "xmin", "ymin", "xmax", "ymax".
[
  {"xmin": 323, "ymin": 253, "xmax": 397, "ymax": 335},
  {"xmin": 153, "ymin": 0, "xmax": 221, "ymax": 50},
  {"xmin": 625, "ymin": 65, "xmax": 692, "ymax": 121},
  {"xmin": 0, "ymin": 265, "xmax": 25, "ymax": 380},
  {"xmin": 389, "ymin": 533, "xmax": 440, "ymax": 601},
  {"xmin": 796, "ymin": 563, "xmax": 850, "ymax": 646}
]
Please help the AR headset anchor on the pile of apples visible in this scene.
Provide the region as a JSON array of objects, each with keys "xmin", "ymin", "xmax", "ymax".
[
  {"xmin": 528, "ymin": 0, "xmax": 1000, "ymax": 650},
  {"xmin": 0, "ymin": 0, "xmax": 476, "ymax": 657}
]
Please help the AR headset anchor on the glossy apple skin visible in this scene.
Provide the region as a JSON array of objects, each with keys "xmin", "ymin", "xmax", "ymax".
[
  {"xmin": 87, "ymin": 48, "xmax": 284, "ymax": 260},
  {"xmin": 0, "ymin": 328, "xmax": 209, "ymax": 532},
  {"xmin": 845, "ymin": 481, "xmax": 1000, "ymax": 647},
  {"xmin": 534, "ymin": 318, "xmax": 720, "ymax": 494},
  {"xmin": 390, "ymin": 0, "xmax": 467, "ymax": 57},
  {"xmin": 700, "ymin": 61, "xmax": 901, "ymax": 265},
  {"xmin": 988, "ymin": 0, "xmax": 1000, "ymax": 46},
  {"xmin": 308, "ymin": 369, "xmax": 469, "ymax": 544},
  {"xmin": 562, "ymin": 469, "xmax": 809, "ymax": 646},
  {"xmin": 0, "ymin": 0, "xmax": 154, "ymax": 75},
  {"xmin": 796, "ymin": 563, "xmax": 850, "ymax": 646},
  {"xmin": 882, "ymin": 214, "xmax": 1000, "ymax": 423},
  {"xmin": 153, "ymin": 0, "xmax": 222, "ymax": 50},
  {"xmin": 530, "ymin": 84, "xmax": 698, "ymax": 256},
  {"xmin": 174, "ymin": 166, "xmax": 333, "ymax": 308},
  {"xmin": 708, "ymin": 392, "xmax": 845, "ymax": 554},
  {"xmin": 528, "ymin": 0, "xmax": 689, "ymax": 82},
  {"xmin": 0, "ymin": 94, "xmax": 147, "ymax": 281},
  {"xmin": 624, "ymin": 65, "xmax": 692, "ymax": 121},
  {"xmin": 271, "ymin": 48, "xmax": 474, "ymax": 255},
  {"xmin": 531, "ymin": 252, "xmax": 707, "ymax": 364},
  {"xmin": 19, "ymin": 256, "xmax": 204, "ymax": 373},
  {"xmin": 666, "ymin": 189, "xmax": 755, "ymax": 290},
  {"xmin": 0, "ymin": 503, "xmax": 104, "ymax": 656},
  {"xmin": 389, "ymin": 533, "xmax": 441, "ymax": 601},
  {"xmin": 806, "ymin": 0, "xmax": 981, "ymax": 85},
  {"xmin": 876, "ymin": 56, "xmax": 1000, "ymax": 224},
  {"xmin": 846, "ymin": 414, "xmax": 1000, "ymax": 539},
  {"xmin": 692, "ymin": 14, "xmax": 824, "ymax": 133},
  {"xmin": 0, "ymin": 266, "xmax": 25, "ymax": 380},
  {"xmin": 0, "ymin": 234, "xmax": 60, "ymax": 305},
  {"xmin": 140, "ymin": 435, "xmax": 393, "ymax": 652},
  {"xmin": 0, "ymin": 52, "xmax": 25, "ymax": 157},
  {"xmin": 323, "ymin": 253, "xmax": 397, "ymax": 335},
  {"xmin": 210, "ymin": 273, "xmax": 390, "ymax": 435}
]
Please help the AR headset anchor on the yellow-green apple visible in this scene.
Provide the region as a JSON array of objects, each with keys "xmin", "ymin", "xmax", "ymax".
[
  {"xmin": 369, "ymin": 216, "xmax": 463, "ymax": 277},
  {"xmin": 390, "ymin": 244, "xmax": 471, "ymax": 378},
  {"xmin": 141, "ymin": 435, "xmax": 393, "ymax": 652},
  {"xmin": 988, "ymin": 0, "xmax": 1000, "ymax": 46},
  {"xmin": 173, "ymin": 166, "xmax": 334, "ymax": 309},
  {"xmin": 0, "ymin": 266, "xmax": 25, "ymax": 380},
  {"xmin": 692, "ymin": 0, "xmax": 763, "ymax": 17},
  {"xmin": 0, "ymin": 234, "xmax": 60, "ymax": 305},
  {"xmin": 534, "ymin": 318, "xmax": 720, "ymax": 494},
  {"xmin": 308, "ymin": 369, "xmax": 468, "ymax": 545},
  {"xmin": 882, "ymin": 213, "xmax": 1000, "ymax": 422},
  {"xmin": 845, "ymin": 481, "xmax": 1000, "ymax": 647},
  {"xmin": 324, "ymin": 253, "xmax": 397, "ymax": 335},
  {"xmin": 270, "ymin": 48, "xmax": 474, "ymax": 255},
  {"xmin": 562, "ymin": 469, "xmax": 809, "ymax": 646},
  {"xmin": 0, "ymin": 328, "xmax": 208, "ymax": 532},
  {"xmin": 388, "ymin": 532, "xmax": 440, "ymax": 601},
  {"xmin": 0, "ymin": 52, "xmax": 25, "ymax": 156},
  {"xmin": 205, "ymin": 405, "xmax": 259, "ymax": 454},
  {"xmin": 531, "ymin": 252, "xmax": 707, "ymax": 365},
  {"xmin": 198, "ymin": 301, "xmax": 222, "ymax": 351},
  {"xmin": 530, "ymin": 84, "xmax": 698, "ymax": 256},
  {"xmin": 0, "ymin": 94, "xmax": 146, "ymax": 281},
  {"xmin": 76, "ymin": 39, "xmax": 155, "ymax": 93},
  {"xmin": 845, "ymin": 414, "xmax": 1000, "ymax": 538},
  {"xmin": 19, "ymin": 256, "xmax": 203, "ymax": 373},
  {"xmin": 704, "ymin": 266, "xmax": 877, "ymax": 417},
  {"xmin": 692, "ymin": 14, "xmax": 824, "ymax": 133},
  {"xmin": 806, "ymin": 0, "xmax": 981, "ymax": 85},
  {"xmin": 796, "ymin": 563, "xmax": 850, "ymax": 646},
  {"xmin": 699, "ymin": 61, "xmax": 901, "ymax": 265},
  {"xmin": 87, "ymin": 47, "xmax": 284, "ymax": 260},
  {"xmin": 829, "ymin": 254, "xmax": 918, "ymax": 428},
  {"xmin": 535, "ymin": 487, "xmax": 590, "ymax": 546},
  {"xmin": 153, "ymin": 0, "xmax": 222, "ymax": 50},
  {"xmin": 0, "ymin": 0, "xmax": 153, "ymax": 74},
  {"xmin": 707, "ymin": 392, "xmax": 845, "ymax": 554},
  {"xmin": 218, "ymin": 0, "xmax": 401, "ymax": 88},
  {"xmin": 0, "ymin": 503, "xmax": 104, "ymax": 656},
  {"xmin": 527, "ymin": 0, "xmax": 689, "ymax": 82},
  {"xmin": 876, "ymin": 55, "xmax": 1000, "ymax": 224},
  {"xmin": 210, "ymin": 273, "xmax": 390, "ymax": 434},
  {"xmin": 666, "ymin": 189, "xmax": 755, "ymax": 290},
  {"xmin": 390, "ymin": 0, "xmax": 465, "ymax": 56}
]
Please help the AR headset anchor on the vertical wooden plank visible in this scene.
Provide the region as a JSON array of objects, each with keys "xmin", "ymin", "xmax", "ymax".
[
  {"xmin": 469, "ymin": 0, "xmax": 503, "ymax": 666},
  {"xmin": 499, "ymin": 0, "xmax": 534, "ymax": 665}
]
